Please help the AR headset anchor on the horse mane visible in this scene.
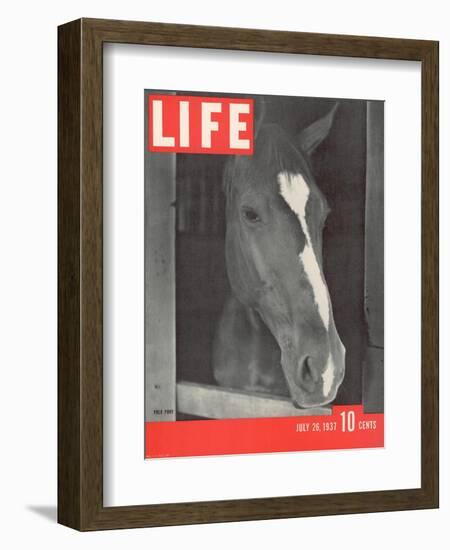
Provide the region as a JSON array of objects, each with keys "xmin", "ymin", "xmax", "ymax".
[{"xmin": 223, "ymin": 122, "xmax": 313, "ymax": 199}]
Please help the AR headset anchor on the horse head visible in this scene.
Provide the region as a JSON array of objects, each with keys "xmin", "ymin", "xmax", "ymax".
[{"xmin": 223, "ymin": 103, "xmax": 345, "ymax": 407}]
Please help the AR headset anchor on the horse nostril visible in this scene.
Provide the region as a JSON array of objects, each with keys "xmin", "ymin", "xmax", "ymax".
[{"xmin": 295, "ymin": 356, "xmax": 320, "ymax": 393}]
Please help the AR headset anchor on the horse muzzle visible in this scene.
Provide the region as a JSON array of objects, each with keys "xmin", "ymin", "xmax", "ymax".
[{"xmin": 281, "ymin": 340, "xmax": 346, "ymax": 408}]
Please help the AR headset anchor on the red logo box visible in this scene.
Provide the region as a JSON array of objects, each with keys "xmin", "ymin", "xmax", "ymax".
[{"xmin": 148, "ymin": 94, "xmax": 254, "ymax": 155}]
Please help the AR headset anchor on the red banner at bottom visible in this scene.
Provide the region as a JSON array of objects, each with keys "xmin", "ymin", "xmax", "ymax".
[{"xmin": 145, "ymin": 406, "xmax": 384, "ymax": 459}]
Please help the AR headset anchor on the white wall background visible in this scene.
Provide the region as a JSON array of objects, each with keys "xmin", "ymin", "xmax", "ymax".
[{"xmin": 0, "ymin": 0, "xmax": 447, "ymax": 547}]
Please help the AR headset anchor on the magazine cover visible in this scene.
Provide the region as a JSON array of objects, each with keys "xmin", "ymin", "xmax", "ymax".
[{"xmin": 144, "ymin": 90, "xmax": 384, "ymax": 458}]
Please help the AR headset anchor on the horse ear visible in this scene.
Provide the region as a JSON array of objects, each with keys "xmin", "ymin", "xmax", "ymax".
[
  {"xmin": 297, "ymin": 103, "xmax": 339, "ymax": 155},
  {"xmin": 254, "ymin": 97, "xmax": 266, "ymax": 138}
]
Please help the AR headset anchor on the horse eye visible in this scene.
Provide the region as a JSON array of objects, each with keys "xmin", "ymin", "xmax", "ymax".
[{"xmin": 242, "ymin": 207, "xmax": 261, "ymax": 223}]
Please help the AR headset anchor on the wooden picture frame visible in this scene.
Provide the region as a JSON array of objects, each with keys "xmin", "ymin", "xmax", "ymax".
[{"xmin": 58, "ymin": 18, "xmax": 439, "ymax": 530}]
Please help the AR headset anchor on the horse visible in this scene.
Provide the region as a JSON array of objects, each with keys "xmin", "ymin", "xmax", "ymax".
[{"xmin": 212, "ymin": 103, "xmax": 346, "ymax": 408}]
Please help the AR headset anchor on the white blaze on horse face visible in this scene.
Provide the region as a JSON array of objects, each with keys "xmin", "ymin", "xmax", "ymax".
[
  {"xmin": 278, "ymin": 171, "xmax": 330, "ymax": 329},
  {"xmin": 322, "ymin": 354, "xmax": 334, "ymax": 396}
]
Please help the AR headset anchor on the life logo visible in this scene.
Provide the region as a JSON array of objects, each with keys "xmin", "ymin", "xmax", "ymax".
[{"xmin": 148, "ymin": 94, "xmax": 254, "ymax": 155}]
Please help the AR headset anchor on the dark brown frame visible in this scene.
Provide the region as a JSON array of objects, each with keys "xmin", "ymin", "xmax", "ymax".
[{"xmin": 58, "ymin": 18, "xmax": 439, "ymax": 531}]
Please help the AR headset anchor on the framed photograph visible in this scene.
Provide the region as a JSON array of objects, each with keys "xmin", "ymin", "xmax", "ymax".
[{"xmin": 58, "ymin": 18, "xmax": 438, "ymax": 530}]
